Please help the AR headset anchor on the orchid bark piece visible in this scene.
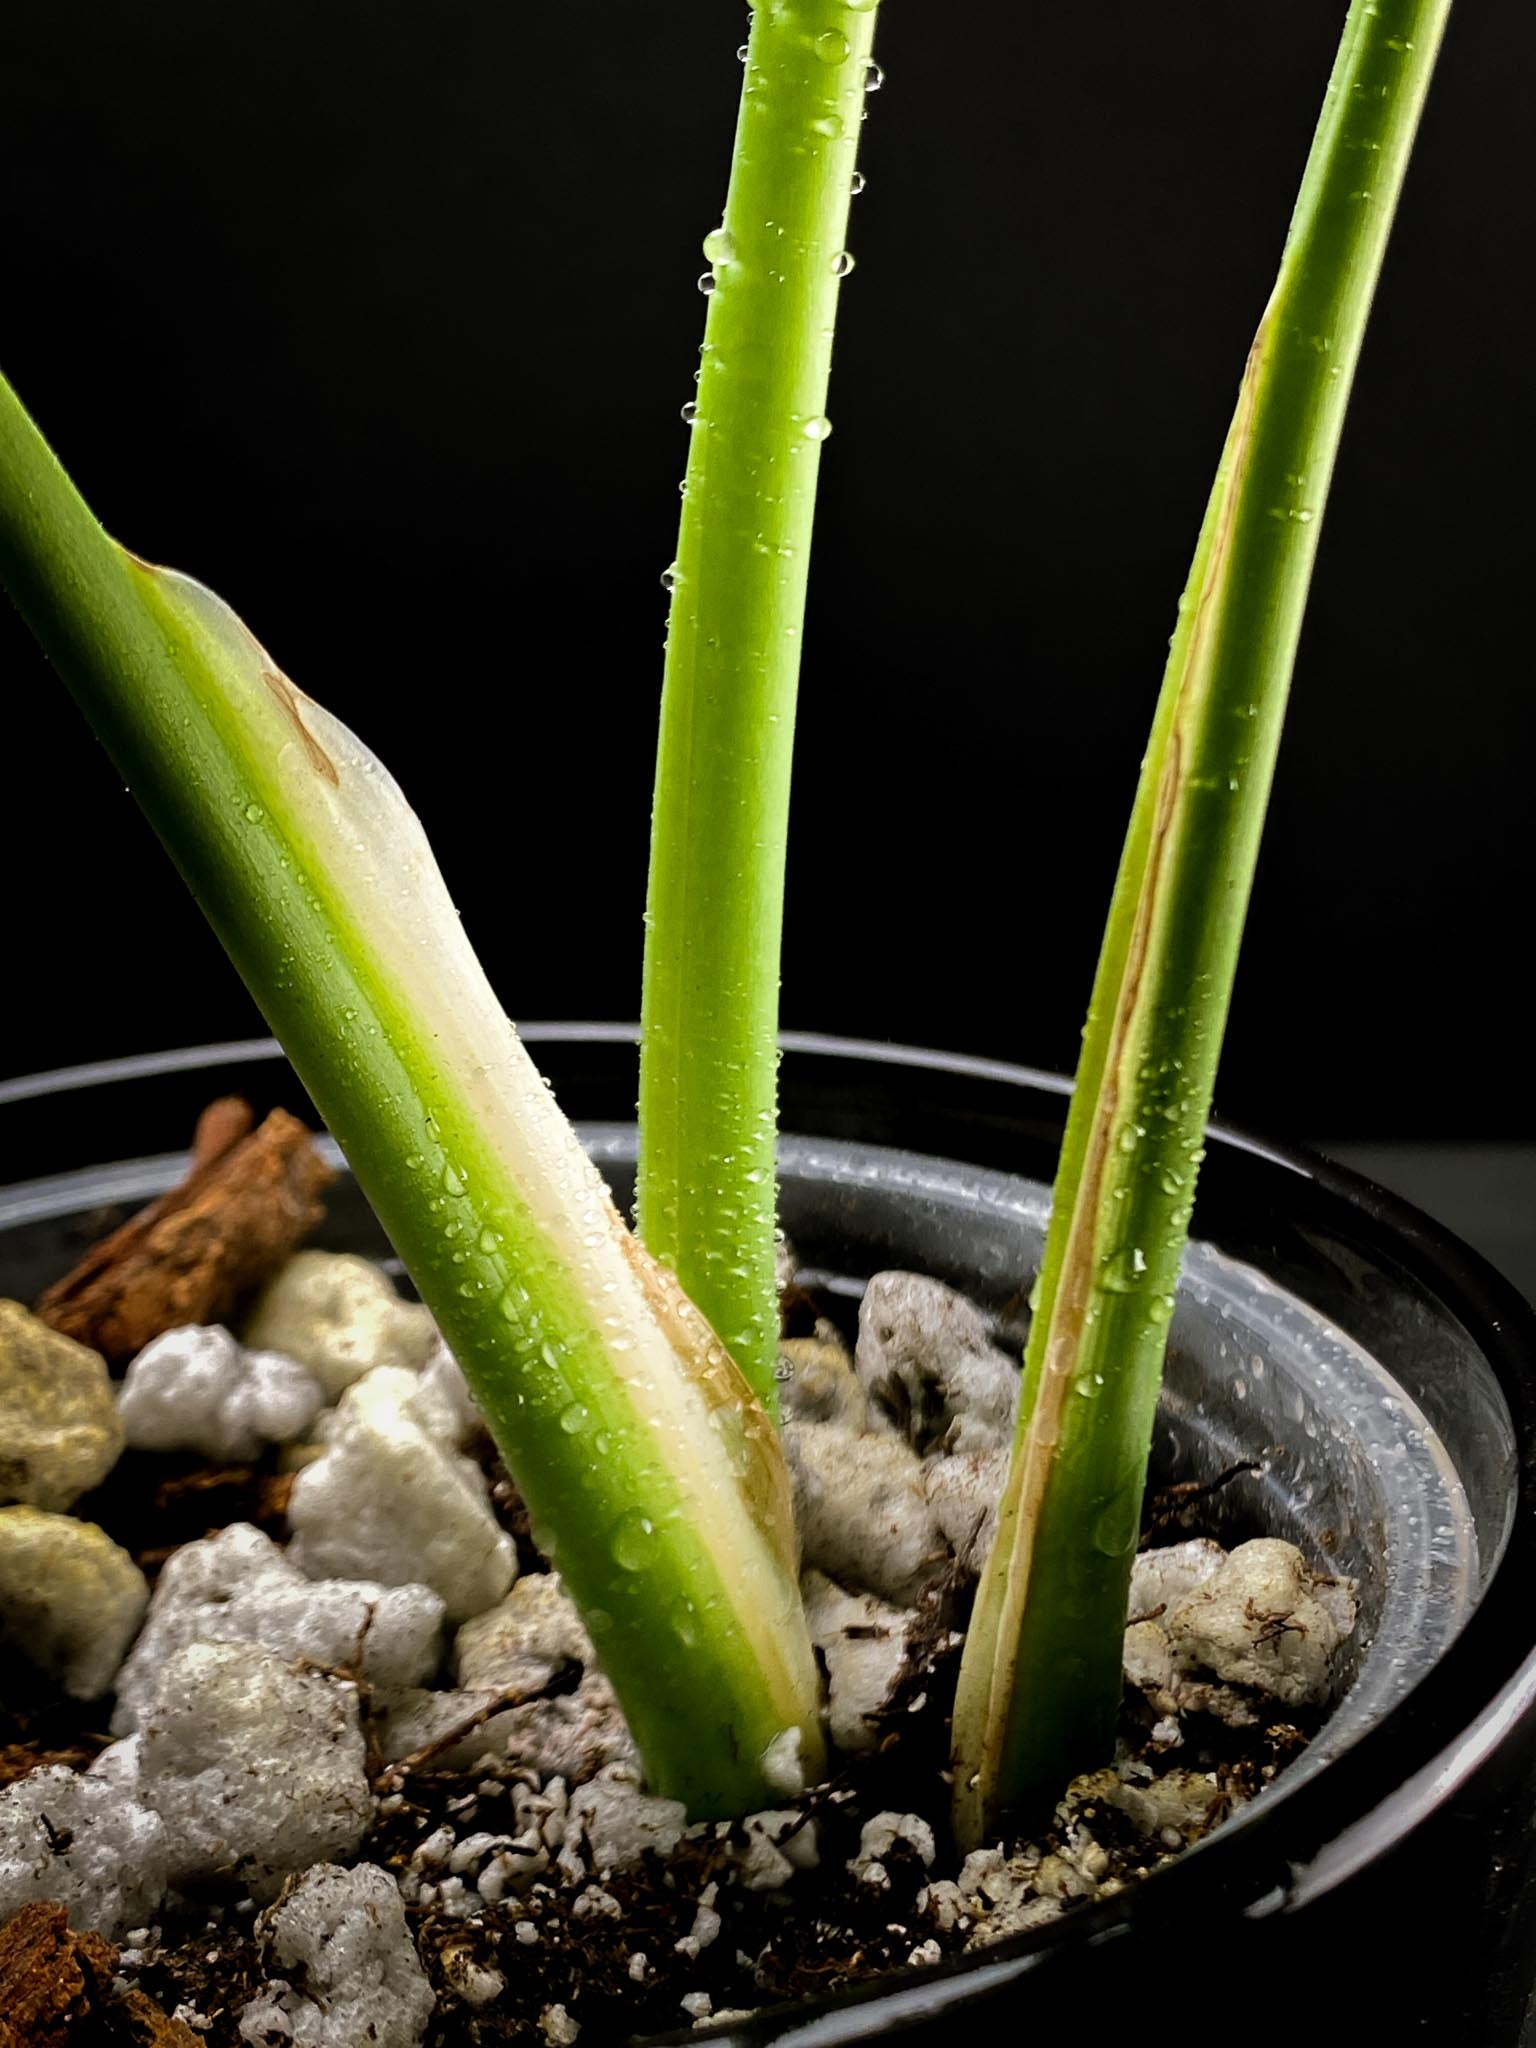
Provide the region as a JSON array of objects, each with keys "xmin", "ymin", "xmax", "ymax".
[
  {"xmin": 639, "ymin": 0, "xmax": 881, "ymax": 1410},
  {"xmin": 0, "ymin": 375, "xmax": 824, "ymax": 1815},
  {"xmin": 35, "ymin": 1104, "xmax": 333, "ymax": 1363},
  {"xmin": 951, "ymin": 0, "xmax": 1453, "ymax": 1845}
]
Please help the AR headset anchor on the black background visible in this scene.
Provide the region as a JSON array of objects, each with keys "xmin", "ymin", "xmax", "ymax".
[{"xmin": 3, "ymin": 2, "xmax": 1530, "ymax": 1138}]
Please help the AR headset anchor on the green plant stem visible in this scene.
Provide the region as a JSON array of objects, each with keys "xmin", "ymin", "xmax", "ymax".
[
  {"xmin": 0, "ymin": 371, "xmax": 825, "ymax": 1816},
  {"xmin": 951, "ymin": 0, "xmax": 1453, "ymax": 1846},
  {"xmin": 638, "ymin": 0, "xmax": 880, "ymax": 1410}
]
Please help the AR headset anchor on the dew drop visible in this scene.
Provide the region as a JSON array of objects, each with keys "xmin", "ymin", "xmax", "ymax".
[
  {"xmin": 611, "ymin": 1511, "xmax": 658, "ymax": 1572},
  {"xmin": 863, "ymin": 60, "xmax": 884, "ymax": 91},
  {"xmin": 660, "ymin": 563, "xmax": 682, "ymax": 592},
  {"xmin": 1147, "ymin": 1292, "xmax": 1176, "ymax": 1326},
  {"xmin": 814, "ymin": 27, "xmax": 849, "ymax": 62},
  {"xmin": 559, "ymin": 1401, "xmax": 590, "ymax": 1436},
  {"xmin": 831, "ymin": 249, "xmax": 856, "ymax": 276},
  {"xmin": 702, "ymin": 225, "xmax": 736, "ymax": 266},
  {"xmin": 850, "ymin": 170, "xmax": 866, "ymax": 195},
  {"xmin": 1073, "ymin": 1372, "xmax": 1104, "ymax": 1400},
  {"xmin": 736, "ymin": 42, "xmax": 749, "ymax": 61},
  {"xmin": 697, "ymin": 271, "xmax": 716, "ymax": 294},
  {"xmin": 1099, "ymin": 1244, "xmax": 1148, "ymax": 1293},
  {"xmin": 244, "ymin": 802, "xmax": 265, "ymax": 824},
  {"xmin": 680, "ymin": 400, "xmax": 699, "ymax": 424},
  {"xmin": 1092, "ymin": 1491, "xmax": 1139, "ymax": 1557},
  {"xmin": 811, "ymin": 112, "xmax": 844, "ymax": 139},
  {"xmin": 801, "ymin": 415, "xmax": 833, "ymax": 441}
]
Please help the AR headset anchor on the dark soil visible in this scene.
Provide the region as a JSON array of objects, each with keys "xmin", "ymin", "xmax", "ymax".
[
  {"xmin": 72, "ymin": 1453, "xmax": 294, "ymax": 1590},
  {"xmin": 107, "ymin": 1669, "xmax": 1314, "ymax": 2048},
  {"xmin": 1, "ymin": 1469, "xmax": 1313, "ymax": 2047},
  {"xmin": 2, "ymin": 1195, "xmax": 1309, "ymax": 2045}
]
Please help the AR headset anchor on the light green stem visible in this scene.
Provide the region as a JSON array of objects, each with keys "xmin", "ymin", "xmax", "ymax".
[
  {"xmin": 638, "ymin": 0, "xmax": 880, "ymax": 1409},
  {"xmin": 0, "ymin": 372, "xmax": 824, "ymax": 1816},
  {"xmin": 952, "ymin": 0, "xmax": 1453, "ymax": 1843}
]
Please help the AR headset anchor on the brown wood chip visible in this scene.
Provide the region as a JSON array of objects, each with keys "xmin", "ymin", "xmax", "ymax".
[
  {"xmin": 0, "ymin": 1901, "xmax": 84, "ymax": 2048},
  {"xmin": 33, "ymin": 1100, "xmax": 336, "ymax": 1364},
  {"xmin": 0, "ymin": 1737, "xmax": 109, "ymax": 1792},
  {"xmin": 0, "ymin": 1900, "xmax": 200, "ymax": 2047}
]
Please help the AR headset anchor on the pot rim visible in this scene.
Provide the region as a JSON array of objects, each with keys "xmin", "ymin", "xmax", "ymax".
[{"xmin": 3, "ymin": 1028, "xmax": 1534, "ymax": 2037}]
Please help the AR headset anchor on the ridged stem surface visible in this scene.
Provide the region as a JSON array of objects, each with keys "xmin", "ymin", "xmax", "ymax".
[
  {"xmin": 639, "ymin": 0, "xmax": 881, "ymax": 1408},
  {"xmin": 952, "ymin": 0, "xmax": 1454, "ymax": 1844}
]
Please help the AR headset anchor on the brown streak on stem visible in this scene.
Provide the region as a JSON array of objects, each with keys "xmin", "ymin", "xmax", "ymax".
[
  {"xmin": 614, "ymin": 1215, "xmax": 799, "ymax": 1580},
  {"xmin": 262, "ymin": 666, "xmax": 339, "ymax": 784},
  {"xmin": 974, "ymin": 310, "xmax": 1274, "ymax": 1812}
]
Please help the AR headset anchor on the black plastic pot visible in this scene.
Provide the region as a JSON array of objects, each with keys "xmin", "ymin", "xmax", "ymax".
[{"xmin": 2, "ymin": 1029, "xmax": 1534, "ymax": 2046}]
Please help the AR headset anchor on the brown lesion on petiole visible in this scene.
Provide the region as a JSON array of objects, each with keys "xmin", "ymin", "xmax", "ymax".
[{"xmin": 262, "ymin": 665, "xmax": 339, "ymax": 784}]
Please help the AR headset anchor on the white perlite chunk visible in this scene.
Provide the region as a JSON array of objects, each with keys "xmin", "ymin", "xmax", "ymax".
[
  {"xmin": 572, "ymin": 1885, "xmax": 622, "ymax": 1920},
  {"xmin": 0, "ymin": 1299, "xmax": 124, "ymax": 1511},
  {"xmin": 777, "ymin": 1324, "xmax": 870, "ymax": 1430},
  {"xmin": 118, "ymin": 1325, "xmax": 324, "ymax": 1462},
  {"xmin": 783, "ymin": 1421, "xmax": 942, "ymax": 1604},
  {"xmin": 849, "ymin": 1811, "xmax": 936, "ymax": 1888},
  {"xmin": 923, "ymin": 1447, "xmax": 1009, "ymax": 1577},
  {"xmin": 112, "ymin": 1522, "xmax": 444, "ymax": 1735},
  {"xmin": 136, "ymin": 1640, "xmax": 373, "ymax": 1901},
  {"xmin": 674, "ymin": 1881, "xmax": 721, "ymax": 1959},
  {"xmin": 801, "ymin": 1570, "xmax": 918, "ymax": 1753},
  {"xmin": 1121, "ymin": 1619, "xmax": 1247, "ymax": 1721},
  {"xmin": 855, "ymin": 1272, "xmax": 1020, "ymax": 1455},
  {"xmin": 441, "ymin": 1946, "xmax": 506, "ymax": 2008},
  {"xmin": 376, "ymin": 1676, "xmax": 634, "ymax": 1784},
  {"xmin": 925, "ymin": 1759, "xmax": 1236, "ymax": 1951},
  {"xmin": 1128, "ymin": 1539, "xmax": 1227, "ymax": 1620},
  {"xmin": 373, "ymin": 1688, "xmax": 517, "ymax": 1770},
  {"xmin": 455, "ymin": 1572, "xmax": 592, "ymax": 1691},
  {"xmin": 243, "ymin": 1252, "xmax": 439, "ymax": 1400},
  {"xmin": 0, "ymin": 1750, "xmax": 168, "ymax": 1938},
  {"xmin": 1122, "ymin": 1538, "xmax": 1357, "ymax": 1725},
  {"xmin": 448, "ymin": 1572, "xmax": 634, "ymax": 1779},
  {"xmin": 1164, "ymin": 1538, "xmax": 1355, "ymax": 1706},
  {"xmin": 924, "ymin": 1847, "xmax": 1064, "ymax": 1945},
  {"xmin": 1071, "ymin": 1764, "xmax": 1226, "ymax": 1845},
  {"xmin": 413, "ymin": 1336, "xmax": 483, "ymax": 1450},
  {"xmin": 731, "ymin": 1809, "xmax": 820, "ymax": 1891},
  {"xmin": 774, "ymin": 1233, "xmax": 798, "ymax": 1295},
  {"xmin": 0, "ymin": 1506, "xmax": 148, "ymax": 1699},
  {"xmin": 558, "ymin": 1766, "xmax": 687, "ymax": 1879},
  {"xmin": 238, "ymin": 1862, "xmax": 434, "ymax": 2048},
  {"xmin": 288, "ymin": 1367, "xmax": 516, "ymax": 1623},
  {"xmin": 759, "ymin": 1726, "xmax": 807, "ymax": 1797}
]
